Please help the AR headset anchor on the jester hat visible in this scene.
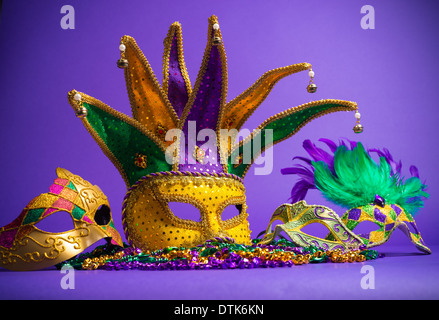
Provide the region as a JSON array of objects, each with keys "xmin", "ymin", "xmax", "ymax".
[{"xmin": 67, "ymin": 16, "xmax": 358, "ymax": 251}]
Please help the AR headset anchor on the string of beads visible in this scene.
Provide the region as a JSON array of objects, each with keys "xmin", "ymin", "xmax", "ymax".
[{"xmin": 57, "ymin": 238, "xmax": 380, "ymax": 271}]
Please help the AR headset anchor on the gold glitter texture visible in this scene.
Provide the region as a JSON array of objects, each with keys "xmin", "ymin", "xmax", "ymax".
[{"xmin": 122, "ymin": 174, "xmax": 251, "ymax": 251}]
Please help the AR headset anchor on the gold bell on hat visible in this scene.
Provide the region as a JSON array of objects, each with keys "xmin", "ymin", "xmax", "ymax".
[
  {"xmin": 117, "ymin": 58, "xmax": 129, "ymax": 68},
  {"xmin": 307, "ymin": 69, "xmax": 317, "ymax": 93},
  {"xmin": 213, "ymin": 36, "xmax": 222, "ymax": 46},
  {"xmin": 117, "ymin": 43, "xmax": 128, "ymax": 68},
  {"xmin": 72, "ymin": 92, "xmax": 88, "ymax": 118},
  {"xmin": 353, "ymin": 110, "xmax": 363, "ymax": 133},
  {"xmin": 75, "ymin": 106, "xmax": 88, "ymax": 118},
  {"xmin": 353, "ymin": 123, "xmax": 363, "ymax": 133},
  {"xmin": 307, "ymin": 83, "xmax": 317, "ymax": 93}
]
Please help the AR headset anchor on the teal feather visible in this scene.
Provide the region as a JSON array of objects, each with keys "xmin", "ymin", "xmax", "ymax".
[{"xmin": 310, "ymin": 142, "xmax": 428, "ymax": 215}]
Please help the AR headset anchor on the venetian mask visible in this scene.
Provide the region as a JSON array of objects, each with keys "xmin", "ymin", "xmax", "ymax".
[
  {"xmin": 67, "ymin": 16, "xmax": 358, "ymax": 250},
  {"xmin": 0, "ymin": 168, "xmax": 123, "ymax": 271},
  {"xmin": 260, "ymin": 200, "xmax": 363, "ymax": 251},
  {"xmin": 281, "ymin": 139, "xmax": 431, "ymax": 253},
  {"xmin": 122, "ymin": 173, "xmax": 251, "ymax": 251},
  {"xmin": 335, "ymin": 200, "xmax": 430, "ymax": 253}
]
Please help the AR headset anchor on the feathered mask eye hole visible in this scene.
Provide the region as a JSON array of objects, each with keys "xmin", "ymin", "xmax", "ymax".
[{"xmin": 281, "ymin": 138, "xmax": 429, "ymax": 216}]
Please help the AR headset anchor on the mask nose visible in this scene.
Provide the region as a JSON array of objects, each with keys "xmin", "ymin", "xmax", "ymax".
[{"xmin": 202, "ymin": 209, "xmax": 225, "ymax": 238}]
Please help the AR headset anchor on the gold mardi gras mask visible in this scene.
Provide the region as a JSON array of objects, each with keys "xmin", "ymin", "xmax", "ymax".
[
  {"xmin": 260, "ymin": 200, "xmax": 363, "ymax": 251},
  {"xmin": 0, "ymin": 168, "xmax": 123, "ymax": 271},
  {"xmin": 121, "ymin": 173, "xmax": 250, "ymax": 251},
  {"xmin": 67, "ymin": 16, "xmax": 358, "ymax": 251}
]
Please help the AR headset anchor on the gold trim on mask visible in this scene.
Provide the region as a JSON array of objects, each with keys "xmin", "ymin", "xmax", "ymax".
[{"xmin": 0, "ymin": 224, "xmax": 109, "ymax": 271}]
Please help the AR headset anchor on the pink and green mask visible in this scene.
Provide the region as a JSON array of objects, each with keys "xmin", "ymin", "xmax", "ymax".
[{"xmin": 0, "ymin": 168, "xmax": 123, "ymax": 271}]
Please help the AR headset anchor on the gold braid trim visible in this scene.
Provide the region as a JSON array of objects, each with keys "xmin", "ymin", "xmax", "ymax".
[
  {"xmin": 222, "ymin": 62, "xmax": 312, "ymax": 132},
  {"xmin": 173, "ymin": 15, "xmax": 228, "ymax": 172},
  {"xmin": 120, "ymin": 35, "xmax": 179, "ymax": 137},
  {"xmin": 67, "ymin": 90, "xmax": 168, "ymax": 189},
  {"xmin": 162, "ymin": 21, "xmax": 192, "ymax": 108},
  {"xmin": 230, "ymin": 99, "xmax": 358, "ymax": 179}
]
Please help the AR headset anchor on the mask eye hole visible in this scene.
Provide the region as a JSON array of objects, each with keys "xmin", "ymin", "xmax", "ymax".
[
  {"xmin": 34, "ymin": 211, "xmax": 75, "ymax": 233},
  {"xmin": 264, "ymin": 219, "xmax": 284, "ymax": 235},
  {"xmin": 352, "ymin": 221, "xmax": 381, "ymax": 238},
  {"xmin": 94, "ymin": 205, "xmax": 111, "ymax": 225},
  {"xmin": 300, "ymin": 222, "xmax": 334, "ymax": 239},
  {"xmin": 168, "ymin": 202, "xmax": 201, "ymax": 222},
  {"xmin": 400, "ymin": 220, "xmax": 419, "ymax": 235},
  {"xmin": 221, "ymin": 204, "xmax": 243, "ymax": 221}
]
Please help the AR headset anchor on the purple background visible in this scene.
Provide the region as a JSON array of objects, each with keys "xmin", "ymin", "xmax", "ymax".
[{"xmin": 1, "ymin": 0, "xmax": 438, "ymax": 300}]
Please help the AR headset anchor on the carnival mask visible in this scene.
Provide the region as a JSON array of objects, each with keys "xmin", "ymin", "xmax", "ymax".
[
  {"xmin": 121, "ymin": 173, "xmax": 250, "ymax": 251},
  {"xmin": 260, "ymin": 200, "xmax": 363, "ymax": 251},
  {"xmin": 0, "ymin": 168, "xmax": 123, "ymax": 271},
  {"xmin": 281, "ymin": 139, "xmax": 431, "ymax": 253},
  {"xmin": 67, "ymin": 16, "xmax": 359, "ymax": 250}
]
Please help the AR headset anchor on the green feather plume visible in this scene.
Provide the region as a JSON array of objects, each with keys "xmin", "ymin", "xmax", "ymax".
[{"xmin": 309, "ymin": 142, "xmax": 428, "ymax": 215}]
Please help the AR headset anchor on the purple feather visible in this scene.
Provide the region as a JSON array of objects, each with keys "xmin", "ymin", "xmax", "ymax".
[
  {"xmin": 368, "ymin": 148, "xmax": 402, "ymax": 176},
  {"xmin": 318, "ymin": 138, "xmax": 338, "ymax": 153},
  {"xmin": 409, "ymin": 165, "xmax": 420, "ymax": 178},
  {"xmin": 289, "ymin": 180, "xmax": 316, "ymax": 203},
  {"xmin": 344, "ymin": 138, "xmax": 358, "ymax": 150},
  {"xmin": 292, "ymin": 156, "xmax": 313, "ymax": 165},
  {"xmin": 281, "ymin": 165, "xmax": 314, "ymax": 185},
  {"xmin": 302, "ymin": 140, "xmax": 335, "ymax": 173}
]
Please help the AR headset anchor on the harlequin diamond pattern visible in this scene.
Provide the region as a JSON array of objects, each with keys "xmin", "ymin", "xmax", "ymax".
[
  {"xmin": 0, "ymin": 179, "xmax": 85, "ymax": 249},
  {"xmin": 340, "ymin": 203, "xmax": 429, "ymax": 252}
]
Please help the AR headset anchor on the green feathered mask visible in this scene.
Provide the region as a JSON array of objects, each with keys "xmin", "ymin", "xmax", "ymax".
[{"xmin": 281, "ymin": 139, "xmax": 431, "ymax": 253}]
